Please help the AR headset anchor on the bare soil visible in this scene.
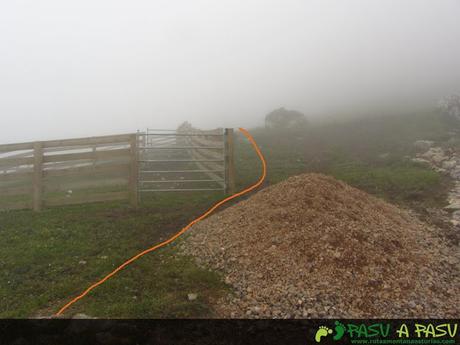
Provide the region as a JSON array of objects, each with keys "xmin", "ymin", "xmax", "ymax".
[{"xmin": 182, "ymin": 173, "xmax": 460, "ymax": 318}]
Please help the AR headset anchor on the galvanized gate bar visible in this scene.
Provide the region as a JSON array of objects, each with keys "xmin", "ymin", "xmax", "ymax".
[
  {"xmin": 140, "ymin": 159, "xmax": 224, "ymax": 162},
  {"xmin": 144, "ymin": 133, "xmax": 223, "ymax": 137},
  {"xmin": 139, "ymin": 146, "xmax": 223, "ymax": 150},
  {"xmin": 141, "ymin": 179, "xmax": 224, "ymax": 183},
  {"xmin": 140, "ymin": 169, "xmax": 225, "ymax": 173},
  {"xmin": 137, "ymin": 127, "xmax": 228, "ymax": 196}
]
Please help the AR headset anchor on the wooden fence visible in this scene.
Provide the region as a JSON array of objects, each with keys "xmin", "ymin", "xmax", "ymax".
[
  {"xmin": 0, "ymin": 133, "xmax": 138, "ymax": 211},
  {"xmin": 0, "ymin": 128, "xmax": 235, "ymax": 212}
]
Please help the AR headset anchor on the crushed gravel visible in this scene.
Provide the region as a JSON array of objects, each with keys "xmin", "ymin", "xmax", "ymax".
[{"xmin": 181, "ymin": 173, "xmax": 460, "ymax": 318}]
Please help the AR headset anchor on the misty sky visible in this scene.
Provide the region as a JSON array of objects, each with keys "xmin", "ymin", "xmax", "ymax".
[{"xmin": 1, "ymin": 0, "xmax": 459, "ymax": 143}]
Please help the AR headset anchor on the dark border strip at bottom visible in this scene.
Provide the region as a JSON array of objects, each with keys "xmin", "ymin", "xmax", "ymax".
[{"xmin": 0, "ymin": 319, "xmax": 458, "ymax": 345}]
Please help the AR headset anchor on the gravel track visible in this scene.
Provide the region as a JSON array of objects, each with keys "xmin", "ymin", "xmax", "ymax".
[{"xmin": 181, "ymin": 173, "xmax": 459, "ymax": 318}]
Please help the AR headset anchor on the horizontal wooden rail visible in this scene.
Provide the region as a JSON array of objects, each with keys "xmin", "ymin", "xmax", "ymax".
[
  {"xmin": 0, "ymin": 142, "xmax": 34, "ymax": 154},
  {"xmin": 44, "ymin": 163, "xmax": 130, "ymax": 178},
  {"xmin": 0, "ymin": 171, "xmax": 33, "ymax": 182},
  {"xmin": 0, "ymin": 128, "xmax": 232, "ymax": 210},
  {"xmin": 0, "ymin": 133, "xmax": 136, "ymax": 211},
  {"xmin": 43, "ymin": 134, "xmax": 132, "ymax": 148},
  {"xmin": 43, "ymin": 148, "xmax": 131, "ymax": 163},
  {"xmin": 0, "ymin": 134, "xmax": 131, "ymax": 153},
  {"xmin": 44, "ymin": 143, "xmax": 129, "ymax": 154},
  {"xmin": 0, "ymin": 151, "xmax": 33, "ymax": 159},
  {"xmin": 0, "ymin": 157, "xmax": 35, "ymax": 170}
]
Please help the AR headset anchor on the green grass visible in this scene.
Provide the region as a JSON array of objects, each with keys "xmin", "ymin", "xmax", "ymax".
[
  {"xmin": 0, "ymin": 109, "xmax": 456, "ymax": 318},
  {"xmin": 326, "ymin": 161, "xmax": 443, "ymax": 204},
  {"xmin": 235, "ymin": 110, "xmax": 453, "ymax": 208},
  {"xmin": 0, "ymin": 193, "xmax": 229, "ymax": 318}
]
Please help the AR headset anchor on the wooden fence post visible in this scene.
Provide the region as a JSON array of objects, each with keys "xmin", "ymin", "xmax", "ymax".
[
  {"xmin": 129, "ymin": 133, "xmax": 139, "ymax": 207},
  {"xmin": 92, "ymin": 145, "xmax": 97, "ymax": 168},
  {"xmin": 33, "ymin": 142, "xmax": 43, "ymax": 211},
  {"xmin": 225, "ymin": 128, "xmax": 235, "ymax": 194}
]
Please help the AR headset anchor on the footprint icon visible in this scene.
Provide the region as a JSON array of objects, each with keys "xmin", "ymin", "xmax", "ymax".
[
  {"xmin": 315, "ymin": 326, "xmax": 333, "ymax": 343},
  {"xmin": 333, "ymin": 321, "xmax": 346, "ymax": 341}
]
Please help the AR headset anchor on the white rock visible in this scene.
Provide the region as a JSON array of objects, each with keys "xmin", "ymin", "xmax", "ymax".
[
  {"xmin": 442, "ymin": 160, "xmax": 457, "ymax": 170},
  {"xmin": 450, "ymin": 169, "xmax": 460, "ymax": 179},
  {"xmin": 411, "ymin": 158, "xmax": 430, "ymax": 166},
  {"xmin": 187, "ymin": 293, "xmax": 198, "ymax": 301},
  {"xmin": 72, "ymin": 313, "xmax": 94, "ymax": 319},
  {"xmin": 432, "ymin": 154, "xmax": 448, "ymax": 165},
  {"xmin": 252, "ymin": 306, "xmax": 261, "ymax": 313},
  {"xmin": 422, "ymin": 147, "xmax": 443, "ymax": 157},
  {"xmin": 445, "ymin": 203, "xmax": 460, "ymax": 210}
]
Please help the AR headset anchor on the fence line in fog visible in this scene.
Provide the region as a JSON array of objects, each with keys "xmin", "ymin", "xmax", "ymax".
[
  {"xmin": 0, "ymin": 128, "xmax": 235, "ymax": 212},
  {"xmin": 0, "ymin": 133, "xmax": 138, "ymax": 211}
]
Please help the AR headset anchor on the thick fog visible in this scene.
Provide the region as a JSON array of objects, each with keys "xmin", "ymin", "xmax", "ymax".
[{"xmin": 0, "ymin": 0, "xmax": 459, "ymax": 143}]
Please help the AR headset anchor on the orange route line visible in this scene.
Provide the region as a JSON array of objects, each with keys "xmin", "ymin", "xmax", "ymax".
[{"xmin": 55, "ymin": 127, "xmax": 266, "ymax": 316}]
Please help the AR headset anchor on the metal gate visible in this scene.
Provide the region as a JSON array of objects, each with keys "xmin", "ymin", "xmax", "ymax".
[{"xmin": 137, "ymin": 127, "xmax": 234, "ymax": 197}]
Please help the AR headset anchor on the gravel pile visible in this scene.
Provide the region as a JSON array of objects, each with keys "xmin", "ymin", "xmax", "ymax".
[{"xmin": 181, "ymin": 174, "xmax": 459, "ymax": 318}]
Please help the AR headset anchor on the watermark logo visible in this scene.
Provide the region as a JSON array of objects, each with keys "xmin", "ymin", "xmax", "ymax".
[
  {"xmin": 315, "ymin": 321, "xmax": 346, "ymax": 342},
  {"xmin": 314, "ymin": 326, "xmax": 333, "ymax": 342},
  {"xmin": 313, "ymin": 321, "xmax": 458, "ymax": 344}
]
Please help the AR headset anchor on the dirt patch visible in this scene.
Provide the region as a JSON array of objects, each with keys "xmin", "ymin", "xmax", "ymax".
[{"xmin": 181, "ymin": 173, "xmax": 459, "ymax": 318}]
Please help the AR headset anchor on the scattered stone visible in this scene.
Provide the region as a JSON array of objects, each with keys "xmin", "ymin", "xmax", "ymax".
[
  {"xmin": 187, "ymin": 293, "xmax": 198, "ymax": 301},
  {"xmin": 411, "ymin": 158, "xmax": 430, "ymax": 166},
  {"xmin": 443, "ymin": 160, "xmax": 457, "ymax": 170},
  {"xmin": 451, "ymin": 168, "xmax": 460, "ymax": 179},
  {"xmin": 78, "ymin": 260, "xmax": 87, "ymax": 265},
  {"xmin": 182, "ymin": 174, "xmax": 459, "ymax": 318},
  {"xmin": 445, "ymin": 203, "xmax": 460, "ymax": 210},
  {"xmin": 432, "ymin": 154, "xmax": 448, "ymax": 164},
  {"xmin": 72, "ymin": 313, "xmax": 94, "ymax": 319},
  {"xmin": 414, "ymin": 143, "xmax": 460, "ymax": 225}
]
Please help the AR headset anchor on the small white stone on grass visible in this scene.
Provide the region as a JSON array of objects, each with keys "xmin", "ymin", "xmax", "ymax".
[
  {"xmin": 187, "ymin": 293, "xmax": 198, "ymax": 301},
  {"xmin": 72, "ymin": 313, "xmax": 93, "ymax": 319}
]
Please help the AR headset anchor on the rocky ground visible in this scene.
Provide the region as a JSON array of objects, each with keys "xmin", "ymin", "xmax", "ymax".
[
  {"xmin": 413, "ymin": 139, "xmax": 460, "ymax": 228},
  {"xmin": 181, "ymin": 174, "xmax": 459, "ymax": 318}
]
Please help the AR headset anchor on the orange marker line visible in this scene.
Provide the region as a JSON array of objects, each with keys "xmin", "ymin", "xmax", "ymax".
[{"xmin": 55, "ymin": 127, "xmax": 266, "ymax": 316}]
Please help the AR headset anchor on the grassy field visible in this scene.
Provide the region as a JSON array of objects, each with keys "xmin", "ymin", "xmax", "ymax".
[
  {"xmin": 235, "ymin": 110, "xmax": 453, "ymax": 208},
  {"xmin": 0, "ymin": 194, "xmax": 228, "ymax": 318},
  {"xmin": 0, "ymin": 110, "xmax": 456, "ymax": 318}
]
